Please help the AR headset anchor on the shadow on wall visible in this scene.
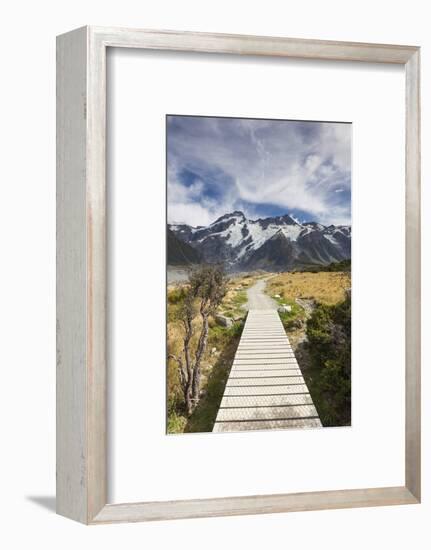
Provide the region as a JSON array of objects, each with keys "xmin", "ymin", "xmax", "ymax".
[{"xmin": 26, "ymin": 495, "xmax": 56, "ymax": 513}]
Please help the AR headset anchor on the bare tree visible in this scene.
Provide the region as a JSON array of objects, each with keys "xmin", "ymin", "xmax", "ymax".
[{"xmin": 169, "ymin": 265, "xmax": 227, "ymax": 415}]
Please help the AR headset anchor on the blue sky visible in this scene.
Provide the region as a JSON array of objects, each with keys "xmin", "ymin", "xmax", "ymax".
[{"xmin": 167, "ymin": 115, "xmax": 351, "ymax": 227}]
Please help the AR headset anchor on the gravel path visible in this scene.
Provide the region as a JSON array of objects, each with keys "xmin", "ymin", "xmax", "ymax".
[{"xmin": 245, "ymin": 279, "xmax": 278, "ymax": 310}]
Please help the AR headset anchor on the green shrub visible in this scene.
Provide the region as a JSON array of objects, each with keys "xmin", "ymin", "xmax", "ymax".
[
  {"xmin": 227, "ymin": 321, "xmax": 245, "ymax": 338},
  {"xmin": 305, "ymin": 294, "xmax": 351, "ymax": 426},
  {"xmin": 208, "ymin": 320, "xmax": 244, "ymax": 345}
]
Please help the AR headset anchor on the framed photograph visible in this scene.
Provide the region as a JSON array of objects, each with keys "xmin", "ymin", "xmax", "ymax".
[
  {"xmin": 166, "ymin": 114, "xmax": 351, "ymax": 434},
  {"xmin": 56, "ymin": 27, "xmax": 420, "ymax": 524}
]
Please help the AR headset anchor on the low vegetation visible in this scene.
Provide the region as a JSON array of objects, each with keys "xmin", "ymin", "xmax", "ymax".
[
  {"xmin": 304, "ymin": 294, "xmax": 351, "ymax": 426},
  {"xmin": 295, "ymin": 259, "xmax": 351, "ymax": 273},
  {"xmin": 168, "ymin": 265, "xmax": 228, "ymax": 416},
  {"xmin": 167, "ymin": 318, "xmax": 245, "ymax": 433},
  {"xmin": 167, "ymin": 270, "xmax": 256, "ymax": 433},
  {"xmin": 322, "ymin": 259, "xmax": 351, "ymax": 272},
  {"xmin": 219, "ymin": 287, "xmax": 247, "ymax": 319},
  {"xmin": 271, "ymin": 293, "xmax": 306, "ymax": 331}
]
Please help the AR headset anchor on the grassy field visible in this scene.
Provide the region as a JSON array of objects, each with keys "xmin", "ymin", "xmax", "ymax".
[{"xmin": 267, "ymin": 271, "xmax": 351, "ymax": 306}]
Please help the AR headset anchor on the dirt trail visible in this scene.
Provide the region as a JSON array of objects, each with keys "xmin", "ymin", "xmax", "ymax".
[{"xmin": 245, "ymin": 279, "xmax": 278, "ymax": 310}]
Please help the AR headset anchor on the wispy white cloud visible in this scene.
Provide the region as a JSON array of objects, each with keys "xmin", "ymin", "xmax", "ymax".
[{"xmin": 167, "ymin": 116, "xmax": 351, "ymax": 226}]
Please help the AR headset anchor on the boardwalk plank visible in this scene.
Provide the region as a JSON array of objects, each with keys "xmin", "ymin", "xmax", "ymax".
[
  {"xmin": 216, "ymin": 404, "xmax": 319, "ymax": 422},
  {"xmin": 233, "ymin": 358, "xmax": 298, "ymax": 366},
  {"xmin": 232, "ymin": 366, "xmax": 299, "ymax": 371},
  {"xmin": 213, "ymin": 309, "xmax": 322, "ymax": 432},
  {"xmin": 220, "ymin": 394, "xmax": 314, "ymax": 408},
  {"xmin": 231, "ymin": 365, "xmax": 300, "ymax": 371},
  {"xmin": 237, "ymin": 344, "xmax": 292, "ymax": 349},
  {"xmin": 227, "ymin": 376, "xmax": 306, "ymax": 386},
  {"xmin": 213, "ymin": 418, "xmax": 322, "ymax": 432},
  {"xmin": 229, "ymin": 369, "xmax": 302, "ymax": 378},
  {"xmin": 223, "ymin": 384, "xmax": 310, "ymax": 396}
]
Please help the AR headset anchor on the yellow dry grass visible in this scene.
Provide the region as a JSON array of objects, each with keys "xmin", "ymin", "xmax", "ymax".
[{"xmin": 267, "ymin": 271, "xmax": 351, "ymax": 305}]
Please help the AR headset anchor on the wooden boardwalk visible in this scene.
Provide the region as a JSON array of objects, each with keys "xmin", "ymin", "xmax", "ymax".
[{"xmin": 213, "ymin": 310, "xmax": 322, "ymax": 433}]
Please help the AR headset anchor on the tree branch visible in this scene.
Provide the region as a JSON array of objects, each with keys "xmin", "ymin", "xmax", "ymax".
[{"xmin": 168, "ymin": 353, "xmax": 187, "ymax": 391}]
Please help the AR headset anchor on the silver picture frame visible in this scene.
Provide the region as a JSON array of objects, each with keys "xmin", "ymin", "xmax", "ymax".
[{"xmin": 56, "ymin": 26, "xmax": 420, "ymax": 524}]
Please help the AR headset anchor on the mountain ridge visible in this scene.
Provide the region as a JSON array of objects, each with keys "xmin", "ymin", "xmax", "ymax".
[{"xmin": 168, "ymin": 211, "xmax": 351, "ymax": 271}]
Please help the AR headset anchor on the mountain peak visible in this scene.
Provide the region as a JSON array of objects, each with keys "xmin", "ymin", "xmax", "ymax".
[
  {"xmin": 279, "ymin": 213, "xmax": 298, "ymax": 225},
  {"xmin": 211, "ymin": 211, "xmax": 246, "ymax": 225},
  {"xmin": 254, "ymin": 213, "xmax": 298, "ymax": 230}
]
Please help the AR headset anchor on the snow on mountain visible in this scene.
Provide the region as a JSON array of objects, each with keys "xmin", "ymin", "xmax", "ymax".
[{"xmin": 168, "ymin": 211, "xmax": 351, "ymax": 270}]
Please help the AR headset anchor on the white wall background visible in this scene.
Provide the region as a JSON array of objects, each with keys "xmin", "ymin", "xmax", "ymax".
[
  {"xmin": 0, "ymin": 0, "xmax": 429, "ymax": 548},
  {"xmin": 110, "ymin": 49, "xmax": 406, "ymax": 503}
]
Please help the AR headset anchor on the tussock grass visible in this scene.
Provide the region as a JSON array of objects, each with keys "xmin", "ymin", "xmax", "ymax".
[{"xmin": 268, "ymin": 271, "xmax": 351, "ymax": 306}]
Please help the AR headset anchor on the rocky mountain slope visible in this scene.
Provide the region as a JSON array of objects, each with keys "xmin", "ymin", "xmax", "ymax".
[
  {"xmin": 168, "ymin": 211, "xmax": 351, "ymax": 271},
  {"xmin": 167, "ymin": 228, "xmax": 202, "ymax": 266}
]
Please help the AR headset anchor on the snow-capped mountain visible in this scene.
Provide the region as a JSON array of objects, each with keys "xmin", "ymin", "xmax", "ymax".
[{"xmin": 168, "ymin": 211, "xmax": 351, "ymax": 271}]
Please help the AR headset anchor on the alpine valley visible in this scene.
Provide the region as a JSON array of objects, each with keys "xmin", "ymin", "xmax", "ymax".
[{"xmin": 168, "ymin": 211, "xmax": 351, "ymax": 272}]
